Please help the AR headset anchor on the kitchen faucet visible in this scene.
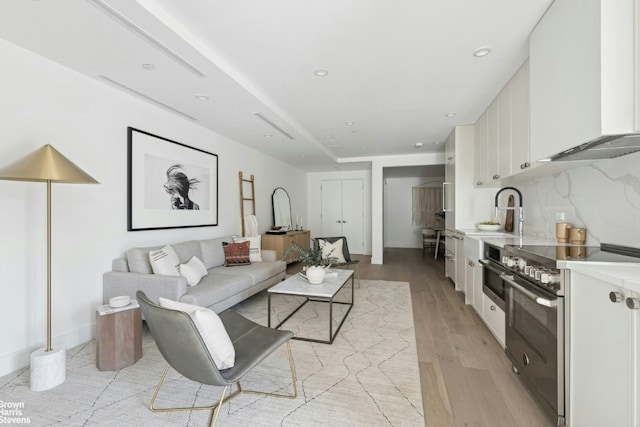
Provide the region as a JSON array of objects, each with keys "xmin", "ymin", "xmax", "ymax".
[{"xmin": 495, "ymin": 186, "xmax": 524, "ymax": 237}]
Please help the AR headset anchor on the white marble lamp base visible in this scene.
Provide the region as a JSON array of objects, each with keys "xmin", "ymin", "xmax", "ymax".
[{"xmin": 30, "ymin": 347, "xmax": 66, "ymax": 391}]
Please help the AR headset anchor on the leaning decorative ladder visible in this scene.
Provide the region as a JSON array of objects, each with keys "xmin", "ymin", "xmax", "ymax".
[{"xmin": 239, "ymin": 171, "xmax": 256, "ymax": 237}]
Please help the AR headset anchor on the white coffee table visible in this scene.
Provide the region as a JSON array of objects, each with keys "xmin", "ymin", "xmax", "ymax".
[{"xmin": 268, "ymin": 269, "xmax": 354, "ymax": 344}]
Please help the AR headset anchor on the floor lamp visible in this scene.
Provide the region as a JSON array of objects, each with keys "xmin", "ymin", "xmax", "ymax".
[{"xmin": 0, "ymin": 144, "xmax": 98, "ymax": 391}]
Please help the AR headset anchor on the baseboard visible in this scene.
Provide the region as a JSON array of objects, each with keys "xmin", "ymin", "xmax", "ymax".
[{"xmin": 0, "ymin": 323, "xmax": 95, "ymax": 377}]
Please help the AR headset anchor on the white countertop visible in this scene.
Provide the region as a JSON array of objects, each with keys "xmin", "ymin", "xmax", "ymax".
[
  {"xmin": 562, "ymin": 262, "xmax": 640, "ymax": 293},
  {"xmin": 460, "ymin": 231, "xmax": 640, "ymax": 292}
]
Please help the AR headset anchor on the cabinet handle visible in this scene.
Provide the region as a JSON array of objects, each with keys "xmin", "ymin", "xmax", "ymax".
[
  {"xmin": 490, "ymin": 305, "xmax": 496, "ymax": 311},
  {"xmin": 468, "ymin": 261, "xmax": 474, "ymax": 267},
  {"xmin": 609, "ymin": 291, "xmax": 625, "ymax": 303},
  {"xmin": 626, "ymin": 297, "xmax": 640, "ymax": 310},
  {"xmin": 523, "ymin": 162, "xmax": 530, "ymax": 168},
  {"xmin": 493, "ymin": 174, "xmax": 500, "ymax": 180},
  {"xmin": 476, "ymin": 181, "xmax": 483, "ymax": 186}
]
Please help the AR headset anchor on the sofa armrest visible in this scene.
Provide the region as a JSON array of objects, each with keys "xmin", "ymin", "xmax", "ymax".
[
  {"xmin": 103, "ymin": 271, "xmax": 188, "ymax": 304},
  {"xmin": 261, "ymin": 249, "xmax": 277, "ymax": 262}
]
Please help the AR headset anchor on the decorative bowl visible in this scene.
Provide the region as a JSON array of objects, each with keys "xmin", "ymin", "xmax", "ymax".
[
  {"xmin": 477, "ymin": 223, "xmax": 502, "ymax": 231},
  {"xmin": 109, "ymin": 295, "xmax": 131, "ymax": 308}
]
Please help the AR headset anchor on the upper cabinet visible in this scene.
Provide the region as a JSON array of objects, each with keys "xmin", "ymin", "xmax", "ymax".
[
  {"xmin": 475, "ymin": 60, "xmax": 532, "ymax": 186},
  {"xmin": 448, "ymin": 125, "xmax": 494, "ymax": 229},
  {"xmin": 529, "ymin": 0, "xmax": 636, "ymax": 162}
]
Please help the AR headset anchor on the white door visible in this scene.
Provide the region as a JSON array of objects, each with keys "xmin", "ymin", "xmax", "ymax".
[{"xmin": 320, "ymin": 179, "xmax": 364, "ymax": 254}]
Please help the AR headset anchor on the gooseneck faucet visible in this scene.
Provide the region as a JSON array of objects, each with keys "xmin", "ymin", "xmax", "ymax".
[{"xmin": 495, "ymin": 186, "xmax": 524, "ymax": 237}]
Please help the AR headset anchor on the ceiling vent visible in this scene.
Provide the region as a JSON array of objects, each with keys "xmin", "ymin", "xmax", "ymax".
[
  {"xmin": 99, "ymin": 75, "xmax": 197, "ymax": 120},
  {"xmin": 88, "ymin": 0, "xmax": 208, "ymax": 79},
  {"xmin": 253, "ymin": 113, "xmax": 295, "ymax": 140}
]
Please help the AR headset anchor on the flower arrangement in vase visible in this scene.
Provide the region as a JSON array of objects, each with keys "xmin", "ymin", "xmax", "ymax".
[{"xmin": 283, "ymin": 244, "xmax": 338, "ymax": 284}]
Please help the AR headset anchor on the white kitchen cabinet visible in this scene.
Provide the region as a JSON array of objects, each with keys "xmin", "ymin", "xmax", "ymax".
[
  {"xmin": 486, "ymin": 99, "xmax": 499, "ymax": 183},
  {"xmin": 510, "ymin": 60, "xmax": 533, "ymax": 174},
  {"xmin": 529, "ymin": 0, "xmax": 636, "ymax": 162},
  {"xmin": 474, "ymin": 59, "xmax": 533, "ymax": 185},
  {"xmin": 444, "ymin": 230, "xmax": 456, "ymax": 282},
  {"xmin": 482, "ymin": 294, "xmax": 505, "ymax": 348},
  {"xmin": 568, "ymin": 271, "xmax": 637, "ymax": 427},
  {"xmin": 445, "ymin": 125, "xmax": 494, "ymax": 229},
  {"xmin": 464, "ymin": 257, "xmax": 483, "ymax": 316},
  {"xmin": 444, "ymin": 131, "xmax": 455, "ymax": 231},
  {"xmin": 473, "ymin": 112, "xmax": 488, "ymax": 187},
  {"xmin": 454, "ymin": 233, "xmax": 465, "ymax": 292}
]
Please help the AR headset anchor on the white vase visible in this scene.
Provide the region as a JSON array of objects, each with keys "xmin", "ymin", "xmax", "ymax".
[{"xmin": 305, "ymin": 266, "xmax": 325, "ymax": 284}]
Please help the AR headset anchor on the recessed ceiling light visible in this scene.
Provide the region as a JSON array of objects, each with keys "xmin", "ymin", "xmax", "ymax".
[
  {"xmin": 194, "ymin": 94, "xmax": 209, "ymax": 101},
  {"xmin": 142, "ymin": 63, "xmax": 156, "ymax": 71},
  {"xmin": 345, "ymin": 121, "xmax": 355, "ymax": 126},
  {"xmin": 415, "ymin": 142, "xmax": 424, "ymax": 148},
  {"xmin": 473, "ymin": 46, "xmax": 492, "ymax": 57},
  {"xmin": 361, "ymin": 146, "xmax": 367, "ymax": 150},
  {"xmin": 432, "ymin": 141, "xmax": 441, "ymax": 145},
  {"xmin": 314, "ymin": 69, "xmax": 329, "ymax": 77},
  {"xmin": 445, "ymin": 112, "xmax": 456, "ymax": 117},
  {"xmin": 264, "ymin": 134, "xmax": 273, "ymax": 138}
]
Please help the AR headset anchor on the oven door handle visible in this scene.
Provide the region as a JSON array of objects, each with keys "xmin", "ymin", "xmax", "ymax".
[{"xmin": 500, "ymin": 273, "xmax": 557, "ymax": 308}]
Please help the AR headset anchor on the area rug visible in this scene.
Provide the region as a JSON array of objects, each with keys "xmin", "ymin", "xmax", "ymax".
[{"xmin": 0, "ymin": 280, "xmax": 423, "ymax": 426}]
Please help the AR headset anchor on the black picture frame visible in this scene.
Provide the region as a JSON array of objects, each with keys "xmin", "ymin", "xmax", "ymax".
[{"xmin": 127, "ymin": 127, "xmax": 218, "ymax": 231}]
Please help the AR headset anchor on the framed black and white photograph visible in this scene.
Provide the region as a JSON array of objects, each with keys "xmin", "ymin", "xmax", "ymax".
[{"xmin": 127, "ymin": 127, "xmax": 218, "ymax": 231}]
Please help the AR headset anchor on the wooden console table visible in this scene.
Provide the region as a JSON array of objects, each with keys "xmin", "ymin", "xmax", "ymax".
[{"xmin": 262, "ymin": 230, "xmax": 310, "ymax": 263}]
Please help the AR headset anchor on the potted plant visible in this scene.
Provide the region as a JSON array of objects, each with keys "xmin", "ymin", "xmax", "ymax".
[{"xmin": 283, "ymin": 244, "xmax": 338, "ymax": 284}]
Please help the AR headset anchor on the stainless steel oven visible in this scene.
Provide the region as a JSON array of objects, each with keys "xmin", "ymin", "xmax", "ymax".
[
  {"xmin": 502, "ymin": 269, "xmax": 565, "ymax": 425},
  {"xmin": 479, "ymin": 243, "xmax": 506, "ymax": 310}
]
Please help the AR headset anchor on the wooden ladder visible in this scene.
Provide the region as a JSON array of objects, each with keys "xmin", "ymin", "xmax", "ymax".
[{"xmin": 239, "ymin": 171, "xmax": 256, "ymax": 237}]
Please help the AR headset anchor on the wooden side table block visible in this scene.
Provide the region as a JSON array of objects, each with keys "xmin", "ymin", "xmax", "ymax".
[{"xmin": 96, "ymin": 307, "xmax": 142, "ymax": 371}]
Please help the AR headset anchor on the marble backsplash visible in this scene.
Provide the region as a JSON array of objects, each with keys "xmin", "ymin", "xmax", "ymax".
[{"xmin": 514, "ymin": 152, "xmax": 640, "ymax": 247}]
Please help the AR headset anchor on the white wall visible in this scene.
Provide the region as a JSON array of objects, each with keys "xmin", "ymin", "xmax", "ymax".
[
  {"xmin": 383, "ymin": 176, "xmax": 444, "ymax": 248},
  {"xmin": 307, "ymin": 170, "xmax": 372, "ymax": 254},
  {"xmin": 0, "ymin": 39, "xmax": 307, "ymax": 375}
]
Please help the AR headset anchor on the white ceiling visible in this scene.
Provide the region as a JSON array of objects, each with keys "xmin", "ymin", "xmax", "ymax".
[{"xmin": 0, "ymin": 0, "xmax": 552, "ymax": 172}]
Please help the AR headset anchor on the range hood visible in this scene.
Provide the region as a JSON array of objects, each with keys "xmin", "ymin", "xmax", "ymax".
[{"xmin": 544, "ymin": 134, "xmax": 640, "ymax": 162}]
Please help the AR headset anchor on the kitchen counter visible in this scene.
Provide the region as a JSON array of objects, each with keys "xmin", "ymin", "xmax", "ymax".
[{"xmin": 562, "ymin": 262, "xmax": 640, "ymax": 293}]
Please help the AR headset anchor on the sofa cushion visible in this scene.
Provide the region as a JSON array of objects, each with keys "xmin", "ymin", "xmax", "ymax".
[
  {"xmin": 179, "ymin": 256, "xmax": 208, "ymax": 286},
  {"xmin": 180, "ymin": 271, "xmax": 254, "ymax": 308},
  {"xmin": 233, "ymin": 235, "xmax": 263, "ymax": 262},
  {"xmin": 149, "ymin": 245, "xmax": 181, "ymax": 276},
  {"xmin": 199, "ymin": 237, "xmax": 228, "ymax": 269},
  {"xmin": 212, "ymin": 261, "xmax": 285, "ymax": 285},
  {"xmin": 125, "ymin": 240, "xmax": 202, "ymax": 274},
  {"xmin": 222, "ymin": 241, "xmax": 251, "ymax": 266}
]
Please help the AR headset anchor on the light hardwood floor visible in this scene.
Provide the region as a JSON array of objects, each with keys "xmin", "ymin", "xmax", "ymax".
[{"xmin": 288, "ymin": 247, "xmax": 553, "ymax": 427}]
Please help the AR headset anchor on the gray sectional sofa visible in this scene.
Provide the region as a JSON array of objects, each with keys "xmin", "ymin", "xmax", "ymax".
[{"xmin": 103, "ymin": 236, "xmax": 286, "ymax": 312}]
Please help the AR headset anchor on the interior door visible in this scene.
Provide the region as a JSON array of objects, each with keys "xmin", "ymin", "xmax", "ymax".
[
  {"xmin": 341, "ymin": 179, "xmax": 364, "ymax": 254},
  {"xmin": 320, "ymin": 179, "xmax": 364, "ymax": 254}
]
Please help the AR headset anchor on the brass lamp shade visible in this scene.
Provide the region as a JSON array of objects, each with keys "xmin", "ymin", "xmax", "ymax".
[{"xmin": 0, "ymin": 144, "xmax": 98, "ymax": 183}]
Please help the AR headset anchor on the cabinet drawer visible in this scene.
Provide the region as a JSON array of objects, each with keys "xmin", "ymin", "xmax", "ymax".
[{"xmin": 483, "ymin": 294, "xmax": 505, "ymax": 348}]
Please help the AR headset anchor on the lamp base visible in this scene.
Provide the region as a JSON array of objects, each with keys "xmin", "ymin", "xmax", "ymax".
[{"xmin": 30, "ymin": 347, "xmax": 66, "ymax": 391}]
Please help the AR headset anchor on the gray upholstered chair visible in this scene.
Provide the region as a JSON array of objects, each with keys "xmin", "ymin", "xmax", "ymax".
[
  {"xmin": 313, "ymin": 236, "xmax": 361, "ymax": 287},
  {"xmin": 136, "ymin": 291, "xmax": 297, "ymax": 426}
]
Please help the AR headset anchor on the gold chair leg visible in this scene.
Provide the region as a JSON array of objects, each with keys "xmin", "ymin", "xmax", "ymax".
[
  {"xmin": 240, "ymin": 341, "xmax": 298, "ymax": 399},
  {"xmin": 148, "ymin": 344, "xmax": 297, "ymax": 423},
  {"xmin": 208, "ymin": 385, "xmax": 228, "ymax": 427},
  {"xmin": 149, "ymin": 364, "xmax": 242, "ymax": 413}
]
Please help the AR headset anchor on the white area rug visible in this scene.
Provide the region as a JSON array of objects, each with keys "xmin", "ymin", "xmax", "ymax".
[{"xmin": 0, "ymin": 280, "xmax": 423, "ymax": 426}]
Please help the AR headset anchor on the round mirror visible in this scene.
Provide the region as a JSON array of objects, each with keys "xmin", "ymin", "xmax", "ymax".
[{"xmin": 272, "ymin": 187, "xmax": 292, "ymax": 230}]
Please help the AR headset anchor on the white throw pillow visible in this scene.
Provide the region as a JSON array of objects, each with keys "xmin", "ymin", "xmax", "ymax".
[
  {"xmin": 158, "ymin": 298, "xmax": 235, "ymax": 369},
  {"xmin": 179, "ymin": 256, "xmax": 208, "ymax": 286},
  {"xmin": 319, "ymin": 239, "xmax": 347, "ymax": 263},
  {"xmin": 149, "ymin": 245, "xmax": 180, "ymax": 276},
  {"xmin": 233, "ymin": 235, "xmax": 263, "ymax": 262}
]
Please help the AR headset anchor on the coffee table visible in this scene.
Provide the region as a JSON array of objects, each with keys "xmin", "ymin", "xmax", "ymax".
[{"xmin": 268, "ymin": 269, "xmax": 354, "ymax": 344}]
